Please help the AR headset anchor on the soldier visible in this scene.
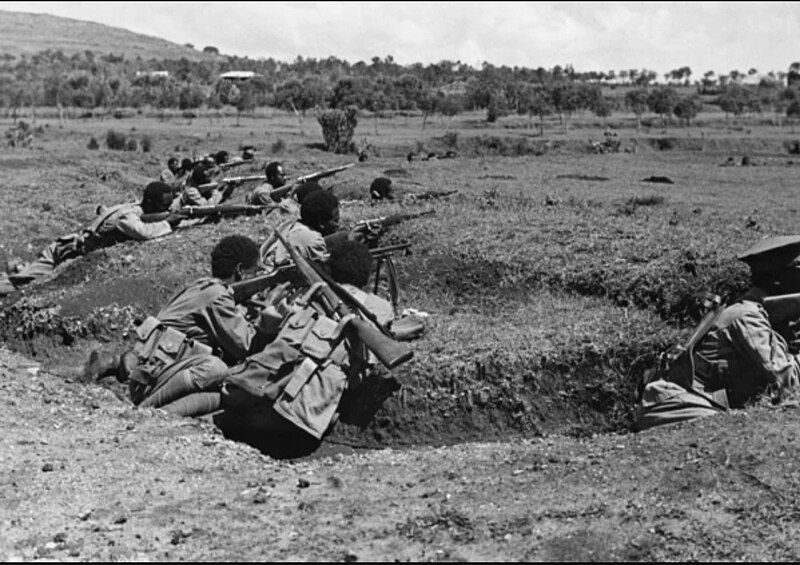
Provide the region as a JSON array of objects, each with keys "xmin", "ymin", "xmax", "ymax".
[
  {"xmin": 162, "ymin": 239, "xmax": 400, "ymax": 433},
  {"xmin": 637, "ymin": 235, "xmax": 800, "ymax": 431},
  {"xmin": 369, "ymin": 177, "xmax": 395, "ymax": 201},
  {"xmin": 1, "ymin": 182, "xmax": 182, "ymax": 296},
  {"xmin": 169, "ymin": 163, "xmax": 231, "ymax": 211},
  {"xmin": 84, "ymin": 235, "xmax": 283, "ymax": 416},
  {"xmin": 259, "ymin": 189, "xmax": 348, "ymax": 270},
  {"xmin": 159, "ymin": 157, "xmax": 183, "ymax": 183},
  {"xmin": 245, "ymin": 161, "xmax": 287, "ymax": 206}
]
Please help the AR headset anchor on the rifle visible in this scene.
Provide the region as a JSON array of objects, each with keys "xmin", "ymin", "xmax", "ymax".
[
  {"xmin": 405, "ymin": 190, "xmax": 459, "ymax": 201},
  {"xmin": 230, "ymin": 263, "xmax": 306, "ymax": 303},
  {"xmin": 275, "ymin": 231, "xmax": 413, "ymax": 369},
  {"xmin": 219, "ymin": 160, "xmax": 248, "ymax": 171},
  {"xmin": 763, "ymin": 293, "xmax": 800, "ymax": 325},
  {"xmin": 370, "ymin": 242, "xmax": 411, "ymax": 260},
  {"xmin": 269, "ymin": 163, "xmax": 356, "ymax": 201},
  {"xmin": 176, "ymin": 203, "xmax": 272, "ymax": 220},
  {"xmin": 356, "ymin": 209, "xmax": 435, "ymax": 238}
]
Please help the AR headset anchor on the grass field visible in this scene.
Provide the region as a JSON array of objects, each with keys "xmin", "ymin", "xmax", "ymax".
[{"xmin": 1, "ymin": 107, "xmax": 798, "ymax": 449}]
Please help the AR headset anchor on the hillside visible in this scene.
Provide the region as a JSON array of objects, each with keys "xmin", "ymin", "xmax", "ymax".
[{"xmin": 0, "ymin": 10, "xmax": 218, "ymax": 61}]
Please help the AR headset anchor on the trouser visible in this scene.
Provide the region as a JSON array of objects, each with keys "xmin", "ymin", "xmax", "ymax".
[
  {"xmin": 7, "ymin": 238, "xmax": 81, "ymax": 287},
  {"xmin": 138, "ymin": 354, "xmax": 228, "ymax": 416}
]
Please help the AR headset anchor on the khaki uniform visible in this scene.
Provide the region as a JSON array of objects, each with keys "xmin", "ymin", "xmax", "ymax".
[
  {"xmin": 2, "ymin": 203, "xmax": 172, "ymax": 293},
  {"xmin": 636, "ymin": 288, "xmax": 800, "ymax": 430},
  {"xmin": 129, "ymin": 277, "xmax": 273, "ymax": 415},
  {"xmin": 169, "ymin": 185, "xmax": 224, "ymax": 211},
  {"xmin": 159, "ymin": 169, "xmax": 177, "ymax": 183},
  {"xmin": 259, "ymin": 219, "xmax": 328, "ymax": 270}
]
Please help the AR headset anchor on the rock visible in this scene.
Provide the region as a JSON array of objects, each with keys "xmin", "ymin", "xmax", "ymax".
[{"xmin": 41, "ymin": 463, "xmax": 54, "ymax": 472}]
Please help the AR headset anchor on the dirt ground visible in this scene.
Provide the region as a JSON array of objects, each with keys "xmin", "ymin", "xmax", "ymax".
[{"xmin": 3, "ymin": 345, "xmax": 800, "ymax": 562}]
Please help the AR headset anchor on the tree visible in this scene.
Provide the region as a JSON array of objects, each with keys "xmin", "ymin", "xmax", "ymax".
[
  {"xmin": 673, "ymin": 96, "xmax": 703, "ymax": 126},
  {"xmin": 486, "ymin": 91, "xmax": 510, "ymax": 123},
  {"xmin": 787, "ymin": 99, "xmax": 800, "ymax": 133},
  {"xmin": 235, "ymin": 84, "xmax": 256, "ymax": 126},
  {"xmin": 203, "ymin": 46, "xmax": 219, "ymax": 55},
  {"xmin": 518, "ymin": 85, "xmax": 552, "ymax": 135},
  {"xmin": 647, "ymin": 86, "xmax": 678, "ymax": 126},
  {"xmin": 591, "ymin": 96, "xmax": 616, "ymax": 125},
  {"xmin": 624, "ymin": 88, "xmax": 649, "ymax": 131}
]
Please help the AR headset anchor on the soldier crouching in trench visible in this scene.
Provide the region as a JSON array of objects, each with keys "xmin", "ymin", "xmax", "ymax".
[
  {"xmin": 83, "ymin": 235, "xmax": 282, "ymax": 415},
  {"xmin": 636, "ymin": 235, "xmax": 800, "ymax": 431}
]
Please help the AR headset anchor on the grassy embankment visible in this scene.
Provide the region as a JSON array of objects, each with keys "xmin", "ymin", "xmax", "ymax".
[{"xmin": 0, "ymin": 109, "xmax": 797, "ymax": 448}]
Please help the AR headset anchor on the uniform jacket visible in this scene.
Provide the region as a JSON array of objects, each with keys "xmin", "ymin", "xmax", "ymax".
[
  {"xmin": 155, "ymin": 277, "xmax": 263, "ymax": 363},
  {"xmin": 260, "ymin": 219, "xmax": 328, "ymax": 270},
  {"xmin": 692, "ymin": 288, "xmax": 800, "ymax": 407}
]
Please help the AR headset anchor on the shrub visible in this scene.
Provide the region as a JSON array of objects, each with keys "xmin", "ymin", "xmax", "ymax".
[
  {"xmin": 113, "ymin": 110, "xmax": 124, "ymax": 119},
  {"xmin": 125, "ymin": 137, "xmax": 139, "ymax": 152},
  {"xmin": 140, "ymin": 136, "xmax": 152, "ymax": 153},
  {"xmin": 626, "ymin": 195, "xmax": 665, "ymax": 207},
  {"xmin": 316, "ymin": 106, "xmax": 358, "ymax": 153},
  {"xmin": 105, "ymin": 129, "xmax": 127, "ymax": 150},
  {"xmin": 442, "ymin": 131, "xmax": 459, "ymax": 149},
  {"xmin": 87, "ymin": 136, "xmax": 99, "ymax": 150},
  {"xmin": 271, "ymin": 138, "xmax": 286, "ymax": 153}
]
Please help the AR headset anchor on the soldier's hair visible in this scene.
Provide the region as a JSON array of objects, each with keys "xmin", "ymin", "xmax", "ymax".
[
  {"xmin": 181, "ymin": 158, "xmax": 194, "ymax": 172},
  {"xmin": 301, "ymin": 190, "xmax": 339, "ymax": 227},
  {"xmin": 295, "ymin": 180, "xmax": 323, "ymax": 204},
  {"xmin": 370, "ymin": 177, "xmax": 393, "ymax": 200},
  {"xmin": 214, "ymin": 150, "xmax": 229, "ymax": 165},
  {"xmin": 191, "ymin": 164, "xmax": 211, "ymax": 186},
  {"xmin": 265, "ymin": 161, "xmax": 284, "ymax": 180},
  {"xmin": 167, "ymin": 157, "xmax": 179, "ymax": 168},
  {"xmin": 328, "ymin": 239, "xmax": 373, "ymax": 288},
  {"xmin": 211, "ymin": 235, "xmax": 260, "ymax": 279},
  {"xmin": 141, "ymin": 181, "xmax": 175, "ymax": 214}
]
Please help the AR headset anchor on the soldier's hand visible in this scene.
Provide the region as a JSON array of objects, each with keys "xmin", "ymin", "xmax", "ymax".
[
  {"xmin": 166, "ymin": 213, "xmax": 185, "ymax": 228},
  {"xmin": 348, "ymin": 223, "xmax": 369, "ymax": 244}
]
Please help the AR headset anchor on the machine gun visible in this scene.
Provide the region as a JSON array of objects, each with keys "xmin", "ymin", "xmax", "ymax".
[{"xmin": 356, "ymin": 209, "xmax": 435, "ymax": 245}]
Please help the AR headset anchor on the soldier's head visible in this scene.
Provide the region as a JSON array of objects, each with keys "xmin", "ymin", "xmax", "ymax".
[
  {"xmin": 241, "ymin": 145, "xmax": 256, "ymax": 161},
  {"xmin": 328, "ymin": 239, "xmax": 373, "ymax": 288},
  {"xmin": 265, "ymin": 161, "xmax": 286, "ymax": 188},
  {"xmin": 181, "ymin": 158, "xmax": 195, "ymax": 173},
  {"xmin": 294, "ymin": 180, "xmax": 324, "ymax": 205},
  {"xmin": 167, "ymin": 157, "xmax": 180, "ymax": 173},
  {"xmin": 190, "ymin": 164, "xmax": 212, "ymax": 187},
  {"xmin": 370, "ymin": 177, "xmax": 394, "ymax": 200},
  {"xmin": 214, "ymin": 150, "xmax": 229, "ymax": 165},
  {"xmin": 210, "ymin": 235, "xmax": 261, "ymax": 282},
  {"xmin": 141, "ymin": 181, "xmax": 175, "ymax": 214},
  {"xmin": 739, "ymin": 236, "xmax": 800, "ymax": 294},
  {"xmin": 300, "ymin": 190, "xmax": 340, "ymax": 236}
]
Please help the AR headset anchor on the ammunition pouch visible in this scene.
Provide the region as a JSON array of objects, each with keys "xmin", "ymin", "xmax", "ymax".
[
  {"xmin": 224, "ymin": 290, "xmax": 355, "ymax": 439},
  {"xmin": 129, "ymin": 316, "xmax": 214, "ymax": 405}
]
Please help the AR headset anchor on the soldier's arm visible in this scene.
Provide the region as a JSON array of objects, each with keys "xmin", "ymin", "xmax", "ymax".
[
  {"xmin": 730, "ymin": 309, "xmax": 800, "ymax": 390},
  {"xmin": 115, "ymin": 211, "xmax": 172, "ymax": 241},
  {"xmin": 206, "ymin": 291, "xmax": 271, "ymax": 362}
]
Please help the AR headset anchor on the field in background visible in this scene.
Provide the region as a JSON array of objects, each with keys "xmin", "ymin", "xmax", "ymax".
[{"xmin": 1, "ymin": 108, "xmax": 799, "ymax": 452}]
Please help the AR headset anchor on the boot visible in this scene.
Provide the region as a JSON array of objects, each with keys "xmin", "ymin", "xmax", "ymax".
[
  {"xmin": 82, "ymin": 349, "xmax": 121, "ymax": 382},
  {"xmin": 116, "ymin": 350, "xmax": 139, "ymax": 383}
]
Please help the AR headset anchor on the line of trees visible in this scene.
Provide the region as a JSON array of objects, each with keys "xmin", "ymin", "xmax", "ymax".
[{"xmin": 1, "ymin": 49, "xmax": 799, "ymax": 127}]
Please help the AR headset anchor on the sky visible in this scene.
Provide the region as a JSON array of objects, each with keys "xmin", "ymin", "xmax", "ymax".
[{"xmin": 1, "ymin": 2, "xmax": 798, "ymax": 77}]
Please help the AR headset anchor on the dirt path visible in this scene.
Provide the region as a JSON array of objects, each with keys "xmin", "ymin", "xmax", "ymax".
[{"xmin": 3, "ymin": 345, "xmax": 800, "ymax": 561}]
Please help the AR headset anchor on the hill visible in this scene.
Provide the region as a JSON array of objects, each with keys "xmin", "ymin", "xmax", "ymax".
[{"xmin": 0, "ymin": 10, "xmax": 218, "ymax": 61}]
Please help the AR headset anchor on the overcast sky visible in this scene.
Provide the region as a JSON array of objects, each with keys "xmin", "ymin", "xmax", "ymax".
[{"xmin": 1, "ymin": 2, "xmax": 798, "ymax": 76}]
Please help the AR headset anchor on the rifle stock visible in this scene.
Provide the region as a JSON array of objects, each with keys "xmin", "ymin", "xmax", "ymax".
[
  {"xmin": 275, "ymin": 231, "xmax": 413, "ymax": 370},
  {"xmin": 357, "ymin": 209, "xmax": 435, "ymax": 234},
  {"xmin": 763, "ymin": 293, "xmax": 800, "ymax": 325},
  {"xmin": 268, "ymin": 163, "xmax": 356, "ymax": 201}
]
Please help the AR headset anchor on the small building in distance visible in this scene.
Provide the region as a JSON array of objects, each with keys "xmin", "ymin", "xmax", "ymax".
[
  {"xmin": 219, "ymin": 70, "xmax": 258, "ymax": 82},
  {"xmin": 135, "ymin": 70, "xmax": 170, "ymax": 78}
]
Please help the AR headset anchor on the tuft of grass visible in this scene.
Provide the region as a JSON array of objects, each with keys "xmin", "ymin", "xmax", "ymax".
[
  {"xmin": 626, "ymin": 194, "xmax": 665, "ymax": 207},
  {"xmin": 105, "ymin": 129, "xmax": 127, "ymax": 150},
  {"xmin": 271, "ymin": 138, "xmax": 285, "ymax": 153}
]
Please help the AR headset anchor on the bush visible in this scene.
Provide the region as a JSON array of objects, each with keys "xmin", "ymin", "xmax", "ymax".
[
  {"xmin": 87, "ymin": 136, "xmax": 99, "ymax": 150},
  {"xmin": 271, "ymin": 138, "xmax": 286, "ymax": 153},
  {"xmin": 316, "ymin": 106, "xmax": 358, "ymax": 154},
  {"xmin": 113, "ymin": 110, "xmax": 124, "ymax": 119},
  {"xmin": 105, "ymin": 130, "xmax": 127, "ymax": 150},
  {"xmin": 140, "ymin": 136, "xmax": 152, "ymax": 153},
  {"xmin": 442, "ymin": 131, "xmax": 459, "ymax": 149},
  {"xmin": 125, "ymin": 137, "xmax": 139, "ymax": 152}
]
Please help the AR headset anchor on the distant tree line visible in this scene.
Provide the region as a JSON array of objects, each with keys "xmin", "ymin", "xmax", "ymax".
[{"xmin": 1, "ymin": 49, "xmax": 800, "ymax": 127}]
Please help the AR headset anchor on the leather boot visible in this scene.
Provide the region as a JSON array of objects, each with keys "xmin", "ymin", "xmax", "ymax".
[
  {"xmin": 82, "ymin": 349, "xmax": 121, "ymax": 382},
  {"xmin": 116, "ymin": 350, "xmax": 139, "ymax": 383}
]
